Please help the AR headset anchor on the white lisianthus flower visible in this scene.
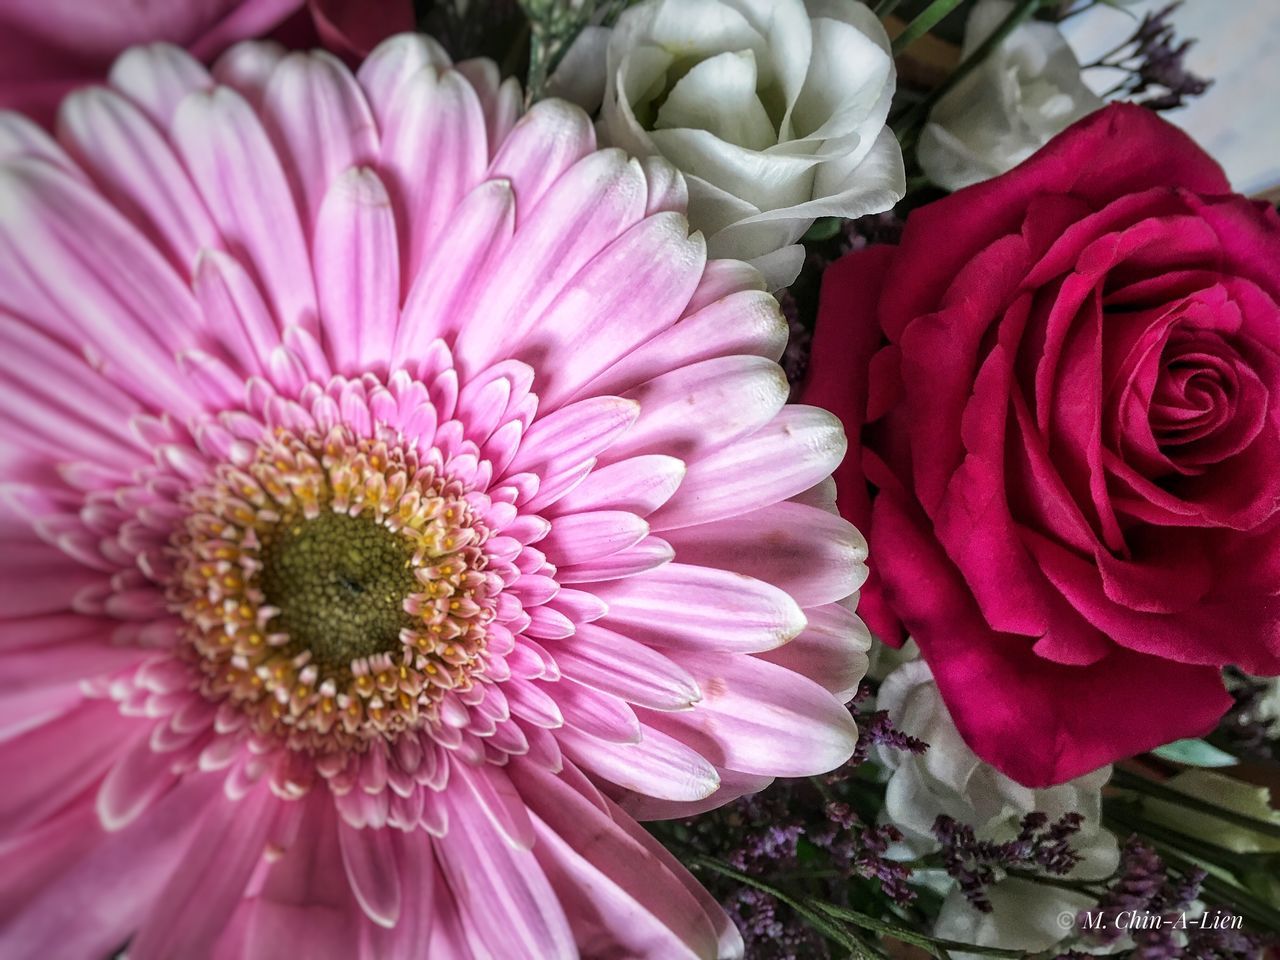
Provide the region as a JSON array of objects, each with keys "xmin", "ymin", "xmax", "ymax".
[
  {"xmin": 918, "ymin": 0, "xmax": 1104, "ymax": 191},
  {"xmin": 876, "ymin": 657, "xmax": 1119, "ymax": 958},
  {"xmin": 552, "ymin": 0, "xmax": 905, "ymax": 289}
]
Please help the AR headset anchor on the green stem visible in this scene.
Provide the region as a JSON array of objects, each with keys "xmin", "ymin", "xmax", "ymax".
[
  {"xmin": 892, "ymin": 0, "xmax": 967, "ymax": 55},
  {"xmin": 1104, "ymin": 801, "xmax": 1253, "ymax": 872},
  {"xmin": 1104, "ymin": 806, "xmax": 1280, "ymax": 933},
  {"xmin": 874, "ymin": 0, "xmax": 906, "ymax": 17},
  {"xmin": 1110, "ymin": 767, "xmax": 1280, "ymax": 841},
  {"xmin": 893, "ymin": 0, "xmax": 1048, "ymax": 153}
]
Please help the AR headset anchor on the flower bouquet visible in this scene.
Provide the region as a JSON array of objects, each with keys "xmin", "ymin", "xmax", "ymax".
[{"xmin": 0, "ymin": 0, "xmax": 1277, "ymax": 957}]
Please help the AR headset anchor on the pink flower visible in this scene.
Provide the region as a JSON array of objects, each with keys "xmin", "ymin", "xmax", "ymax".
[
  {"xmin": 0, "ymin": 0, "xmax": 413, "ymax": 124},
  {"xmin": 0, "ymin": 34, "xmax": 870, "ymax": 959}
]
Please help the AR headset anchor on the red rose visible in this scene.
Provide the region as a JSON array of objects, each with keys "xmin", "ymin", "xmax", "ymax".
[
  {"xmin": 804, "ymin": 104, "xmax": 1280, "ymax": 787},
  {"xmin": 0, "ymin": 0, "xmax": 413, "ymax": 125}
]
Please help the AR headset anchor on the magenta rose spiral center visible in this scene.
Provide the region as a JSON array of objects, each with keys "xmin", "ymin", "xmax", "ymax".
[{"xmin": 169, "ymin": 423, "xmax": 496, "ymax": 753}]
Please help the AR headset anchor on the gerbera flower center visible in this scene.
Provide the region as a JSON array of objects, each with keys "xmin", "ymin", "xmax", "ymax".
[
  {"xmin": 258, "ymin": 509, "xmax": 419, "ymax": 670},
  {"xmin": 169, "ymin": 422, "xmax": 497, "ymax": 751}
]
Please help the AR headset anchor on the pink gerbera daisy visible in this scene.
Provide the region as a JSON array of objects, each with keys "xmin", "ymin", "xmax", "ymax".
[{"xmin": 0, "ymin": 33, "xmax": 870, "ymax": 960}]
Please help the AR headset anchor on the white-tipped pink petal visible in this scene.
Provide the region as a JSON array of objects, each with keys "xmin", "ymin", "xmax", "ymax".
[
  {"xmin": 596, "ymin": 563, "xmax": 806, "ymax": 653},
  {"xmin": 611, "ymin": 355, "xmax": 789, "ymax": 462},
  {"xmin": 647, "ymin": 652, "xmax": 859, "ymax": 778},
  {"xmin": 651, "ymin": 406, "xmax": 848, "ymax": 530},
  {"xmin": 488, "ymin": 97, "xmax": 596, "ymax": 213},
  {"xmin": 108, "ymin": 43, "xmax": 212, "ymax": 128},
  {"xmin": 356, "ymin": 33, "xmax": 453, "ymax": 132},
  {"xmin": 542, "ymin": 510, "xmax": 650, "ymax": 566},
  {"xmin": 380, "ymin": 67, "xmax": 487, "ymax": 283},
  {"xmin": 452, "ymin": 149, "xmax": 647, "ymax": 377},
  {"xmin": 57, "ymin": 87, "xmax": 220, "ymax": 271},
  {"xmin": 558, "ymin": 724, "xmax": 719, "ymax": 802},
  {"xmin": 337, "ymin": 816, "xmax": 401, "ymax": 927},
  {"xmin": 546, "ymin": 623, "xmax": 701, "ymax": 710},
  {"xmin": 436, "ymin": 792, "xmax": 577, "ymax": 960},
  {"xmin": 261, "ymin": 50, "xmax": 379, "ymax": 231},
  {"xmin": 552, "ymin": 455, "xmax": 687, "ymax": 518},
  {"xmin": 171, "ymin": 87, "xmax": 316, "ymax": 331},
  {"xmin": 393, "ymin": 178, "xmax": 515, "ymax": 362},
  {"xmin": 313, "ymin": 167, "xmax": 400, "ymax": 374},
  {"xmin": 758, "ymin": 603, "xmax": 872, "ymax": 702},
  {"xmin": 663, "ymin": 501, "xmax": 869, "ymax": 607}
]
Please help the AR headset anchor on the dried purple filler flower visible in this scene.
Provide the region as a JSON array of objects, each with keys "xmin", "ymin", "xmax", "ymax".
[
  {"xmin": 933, "ymin": 812, "xmax": 1086, "ymax": 912},
  {"xmin": 1090, "ymin": 2, "xmax": 1213, "ymax": 111},
  {"xmin": 847, "ymin": 682, "xmax": 930, "ymax": 768}
]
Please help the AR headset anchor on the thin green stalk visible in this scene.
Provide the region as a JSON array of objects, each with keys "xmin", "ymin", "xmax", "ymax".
[
  {"xmin": 1104, "ymin": 806, "xmax": 1280, "ymax": 933},
  {"xmin": 892, "ymin": 0, "xmax": 967, "ymax": 55},
  {"xmin": 874, "ymin": 0, "xmax": 906, "ymax": 17},
  {"xmin": 686, "ymin": 855, "xmax": 1027, "ymax": 958},
  {"xmin": 1104, "ymin": 801, "xmax": 1254, "ymax": 872},
  {"xmin": 1110, "ymin": 767, "xmax": 1280, "ymax": 841},
  {"xmin": 894, "ymin": 0, "xmax": 1048, "ymax": 152}
]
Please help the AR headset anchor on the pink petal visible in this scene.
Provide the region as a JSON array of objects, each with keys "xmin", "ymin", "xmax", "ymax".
[
  {"xmin": 552, "ymin": 455, "xmax": 686, "ymax": 518},
  {"xmin": 130, "ymin": 782, "xmax": 280, "ymax": 959},
  {"xmin": 192, "ymin": 249, "xmax": 281, "ymax": 379},
  {"xmin": 171, "ymin": 86, "xmax": 316, "ymax": 330},
  {"xmin": 511, "ymin": 212, "xmax": 707, "ymax": 411},
  {"xmin": 757, "ymin": 602, "xmax": 871, "ymax": 702},
  {"xmin": 608, "ymin": 355, "xmax": 789, "ymax": 463},
  {"xmin": 453, "ymin": 58, "xmax": 522, "ymax": 158},
  {"xmin": 108, "ymin": 43, "xmax": 212, "ymax": 129},
  {"xmin": 261, "ymin": 50, "xmax": 379, "ymax": 232},
  {"xmin": 393, "ymin": 178, "xmax": 515, "ymax": 362},
  {"xmin": 436, "ymin": 791, "xmax": 577, "ymax": 960},
  {"xmin": 451, "ymin": 149, "xmax": 648, "ymax": 377},
  {"xmin": 651, "ymin": 406, "xmax": 847, "ymax": 530},
  {"xmin": 96, "ymin": 724, "xmax": 183, "ymax": 831},
  {"xmin": 554, "ymin": 536, "xmax": 676, "ymax": 583},
  {"xmin": 594, "ymin": 563, "xmax": 806, "ymax": 653},
  {"xmin": 0, "ymin": 698, "xmax": 130, "ymax": 834},
  {"xmin": 583, "ymin": 289, "xmax": 787, "ymax": 399},
  {"xmin": 57, "ymin": 86, "xmax": 220, "ymax": 271},
  {"xmin": 557, "ymin": 723, "xmax": 719, "ymax": 802},
  {"xmin": 0, "ymin": 160, "xmax": 200, "ymax": 415},
  {"xmin": 663, "ymin": 501, "xmax": 868, "ymax": 607},
  {"xmin": 646, "ymin": 652, "xmax": 858, "ymax": 777},
  {"xmin": 488, "ymin": 97, "xmax": 596, "ymax": 214},
  {"xmin": 508, "ymin": 396, "xmax": 640, "ymax": 498},
  {"xmin": 542, "ymin": 510, "xmax": 649, "ymax": 566},
  {"xmin": 510, "ymin": 758, "xmax": 722, "ymax": 960},
  {"xmin": 356, "ymin": 34, "xmax": 452, "ymax": 133},
  {"xmin": 380, "ymin": 67, "xmax": 487, "ymax": 283},
  {"xmin": 313, "ymin": 166, "xmax": 400, "ymax": 375},
  {"xmin": 337, "ymin": 815, "xmax": 401, "ymax": 928},
  {"xmin": 555, "ymin": 678, "xmax": 642, "ymax": 744},
  {"xmin": 544, "ymin": 622, "xmax": 700, "ymax": 711},
  {"xmin": 451, "ymin": 757, "xmax": 536, "ymax": 849}
]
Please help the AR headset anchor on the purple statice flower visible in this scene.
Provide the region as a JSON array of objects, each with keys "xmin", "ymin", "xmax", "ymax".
[
  {"xmin": 724, "ymin": 888, "xmax": 831, "ymax": 960},
  {"xmin": 933, "ymin": 812, "xmax": 1086, "ymax": 912},
  {"xmin": 1079, "ymin": 837, "xmax": 1202, "ymax": 955},
  {"xmin": 844, "ymin": 682, "xmax": 930, "ymax": 769},
  {"xmin": 1091, "ymin": 2, "xmax": 1213, "ymax": 111}
]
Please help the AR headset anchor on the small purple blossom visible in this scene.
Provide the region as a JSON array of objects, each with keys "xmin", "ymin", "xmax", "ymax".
[
  {"xmin": 1090, "ymin": 2, "xmax": 1213, "ymax": 111},
  {"xmin": 933, "ymin": 811, "xmax": 1086, "ymax": 912},
  {"xmin": 847, "ymin": 682, "xmax": 929, "ymax": 769}
]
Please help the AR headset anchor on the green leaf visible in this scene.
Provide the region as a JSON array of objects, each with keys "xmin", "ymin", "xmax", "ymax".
[
  {"xmin": 802, "ymin": 217, "xmax": 844, "ymax": 242},
  {"xmin": 1150, "ymin": 738, "xmax": 1239, "ymax": 768}
]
